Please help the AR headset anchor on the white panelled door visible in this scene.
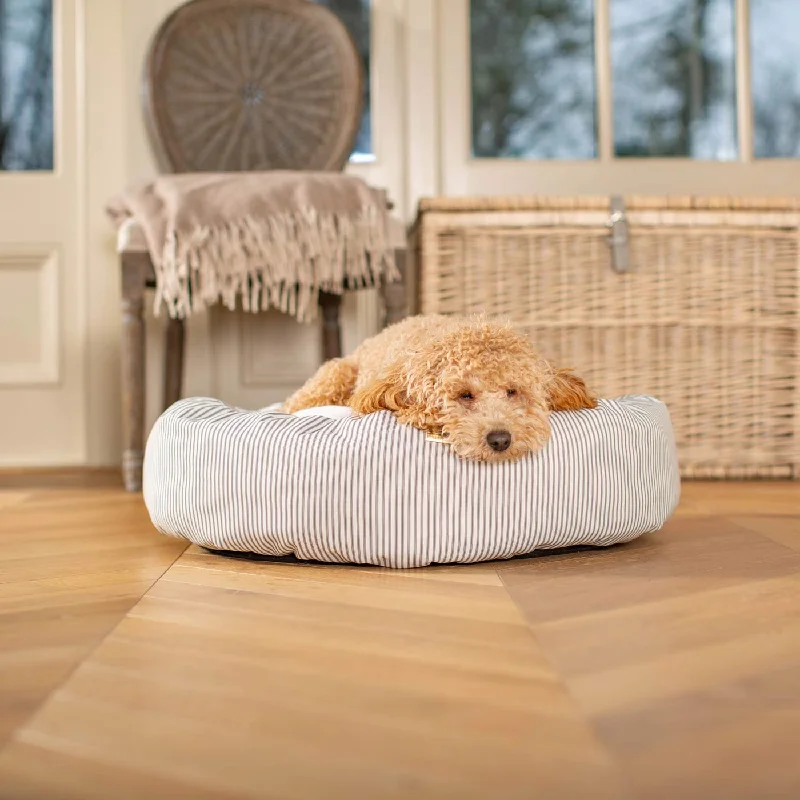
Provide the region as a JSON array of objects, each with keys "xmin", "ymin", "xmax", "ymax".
[{"xmin": 0, "ymin": 0, "xmax": 85, "ymax": 466}]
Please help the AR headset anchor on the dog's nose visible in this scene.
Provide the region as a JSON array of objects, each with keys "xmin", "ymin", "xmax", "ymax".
[{"xmin": 486, "ymin": 430, "xmax": 512, "ymax": 452}]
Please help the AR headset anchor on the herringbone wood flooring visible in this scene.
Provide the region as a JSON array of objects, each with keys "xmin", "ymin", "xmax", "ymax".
[{"xmin": 0, "ymin": 482, "xmax": 798, "ymax": 799}]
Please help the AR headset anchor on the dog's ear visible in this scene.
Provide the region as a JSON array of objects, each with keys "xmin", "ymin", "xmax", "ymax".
[
  {"xmin": 349, "ymin": 368, "xmax": 441, "ymax": 433},
  {"xmin": 348, "ymin": 367, "xmax": 412, "ymax": 415},
  {"xmin": 547, "ymin": 368, "xmax": 598, "ymax": 412},
  {"xmin": 349, "ymin": 381, "xmax": 409, "ymax": 415}
]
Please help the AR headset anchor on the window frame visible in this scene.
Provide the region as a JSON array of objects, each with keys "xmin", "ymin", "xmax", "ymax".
[
  {"xmin": 436, "ymin": 0, "xmax": 800, "ymax": 196},
  {"xmin": 339, "ymin": 0, "xmax": 406, "ymax": 339}
]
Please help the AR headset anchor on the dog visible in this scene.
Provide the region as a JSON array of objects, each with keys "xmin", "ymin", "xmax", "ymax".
[{"xmin": 283, "ymin": 314, "xmax": 597, "ymax": 462}]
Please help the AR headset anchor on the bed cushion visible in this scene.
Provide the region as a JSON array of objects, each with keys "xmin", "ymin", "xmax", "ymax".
[{"xmin": 143, "ymin": 396, "xmax": 680, "ymax": 568}]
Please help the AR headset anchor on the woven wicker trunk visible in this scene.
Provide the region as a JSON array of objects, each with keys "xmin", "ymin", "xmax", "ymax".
[{"xmin": 411, "ymin": 196, "xmax": 800, "ymax": 479}]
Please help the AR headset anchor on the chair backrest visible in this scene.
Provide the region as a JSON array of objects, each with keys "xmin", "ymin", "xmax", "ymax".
[{"xmin": 143, "ymin": 0, "xmax": 363, "ymax": 173}]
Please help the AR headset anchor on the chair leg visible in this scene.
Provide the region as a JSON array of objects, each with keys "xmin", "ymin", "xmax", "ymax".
[
  {"xmin": 319, "ymin": 291, "xmax": 343, "ymax": 360},
  {"xmin": 163, "ymin": 317, "xmax": 185, "ymax": 410},
  {"xmin": 120, "ymin": 252, "xmax": 148, "ymax": 493},
  {"xmin": 381, "ymin": 247, "xmax": 408, "ymax": 327}
]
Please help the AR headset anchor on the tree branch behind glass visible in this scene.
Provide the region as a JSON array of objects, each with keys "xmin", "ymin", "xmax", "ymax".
[
  {"xmin": 470, "ymin": 0, "xmax": 596, "ymax": 159},
  {"xmin": 0, "ymin": 0, "xmax": 53, "ymax": 171}
]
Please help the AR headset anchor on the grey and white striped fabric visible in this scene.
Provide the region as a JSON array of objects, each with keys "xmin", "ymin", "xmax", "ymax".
[{"xmin": 143, "ymin": 395, "xmax": 680, "ymax": 568}]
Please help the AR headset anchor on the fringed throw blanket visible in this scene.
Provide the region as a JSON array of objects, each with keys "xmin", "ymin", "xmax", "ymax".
[{"xmin": 106, "ymin": 171, "xmax": 402, "ymax": 322}]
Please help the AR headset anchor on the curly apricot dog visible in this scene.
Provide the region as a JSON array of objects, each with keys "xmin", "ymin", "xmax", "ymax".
[{"xmin": 283, "ymin": 314, "xmax": 597, "ymax": 462}]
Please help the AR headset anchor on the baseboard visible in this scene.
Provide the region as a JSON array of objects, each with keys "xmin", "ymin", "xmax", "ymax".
[{"xmin": 0, "ymin": 466, "xmax": 123, "ymax": 489}]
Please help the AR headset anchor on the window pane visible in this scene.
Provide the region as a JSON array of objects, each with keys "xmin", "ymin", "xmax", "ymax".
[
  {"xmin": 470, "ymin": 0, "xmax": 596, "ymax": 159},
  {"xmin": 611, "ymin": 0, "xmax": 737, "ymax": 159},
  {"xmin": 751, "ymin": 0, "xmax": 800, "ymax": 158},
  {"xmin": 315, "ymin": 0, "xmax": 372, "ymax": 159},
  {"xmin": 0, "ymin": 0, "xmax": 53, "ymax": 171}
]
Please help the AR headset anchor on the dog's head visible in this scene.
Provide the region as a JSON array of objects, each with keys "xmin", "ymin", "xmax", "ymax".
[
  {"xmin": 426, "ymin": 319, "xmax": 553, "ymax": 462},
  {"xmin": 352, "ymin": 317, "xmax": 596, "ymax": 463}
]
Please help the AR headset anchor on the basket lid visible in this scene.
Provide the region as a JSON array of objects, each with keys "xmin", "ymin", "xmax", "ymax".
[{"xmin": 416, "ymin": 195, "xmax": 800, "ymax": 215}]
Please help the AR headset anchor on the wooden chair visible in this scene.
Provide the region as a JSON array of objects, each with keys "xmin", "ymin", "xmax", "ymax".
[{"xmin": 119, "ymin": 0, "xmax": 407, "ymax": 492}]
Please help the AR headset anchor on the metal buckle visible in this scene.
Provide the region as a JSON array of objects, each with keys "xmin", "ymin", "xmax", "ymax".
[{"xmin": 606, "ymin": 195, "xmax": 630, "ymax": 274}]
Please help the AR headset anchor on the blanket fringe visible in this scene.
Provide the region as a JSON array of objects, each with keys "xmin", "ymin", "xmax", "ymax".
[{"xmin": 153, "ymin": 206, "xmax": 400, "ymax": 323}]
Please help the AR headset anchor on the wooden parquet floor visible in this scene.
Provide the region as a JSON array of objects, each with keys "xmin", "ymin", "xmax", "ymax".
[{"xmin": 0, "ymin": 482, "xmax": 798, "ymax": 799}]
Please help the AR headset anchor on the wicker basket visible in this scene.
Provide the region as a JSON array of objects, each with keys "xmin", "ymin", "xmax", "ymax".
[{"xmin": 411, "ymin": 195, "xmax": 800, "ymax": 479}]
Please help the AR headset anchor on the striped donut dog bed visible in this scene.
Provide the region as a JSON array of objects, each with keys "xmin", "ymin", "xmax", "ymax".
[{"xmin": 143, "ymin": 396, "xmax": 680, "ymax": 568}]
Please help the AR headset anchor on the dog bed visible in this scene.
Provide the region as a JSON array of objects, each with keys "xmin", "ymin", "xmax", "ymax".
[{"xmin": 143, "ymin": 396, "xmax": 680, "ymax": 568}]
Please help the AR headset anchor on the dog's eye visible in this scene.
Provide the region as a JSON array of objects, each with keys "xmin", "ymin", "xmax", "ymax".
[
  {"xmin": 506, "ymin": 389, "xmax": 518, "ymax": 398},
  {"xmin": 459, "ymin": 391, "xmax": 475, "ymax": 401}
]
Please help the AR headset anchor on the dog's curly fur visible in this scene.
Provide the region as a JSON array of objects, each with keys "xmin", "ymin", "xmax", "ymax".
[{"xmin": 283, "ymin": 314, "xmax": 598, "ymax": 462}]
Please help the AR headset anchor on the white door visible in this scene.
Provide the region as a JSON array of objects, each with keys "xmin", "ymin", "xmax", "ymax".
[
  {"xmin": 437, "ymin": 0, "xmax": 800, "ymax": 197},
  {"xmin": 0, "ymin": 0, "xmax": 85, "ymax": 466}
]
